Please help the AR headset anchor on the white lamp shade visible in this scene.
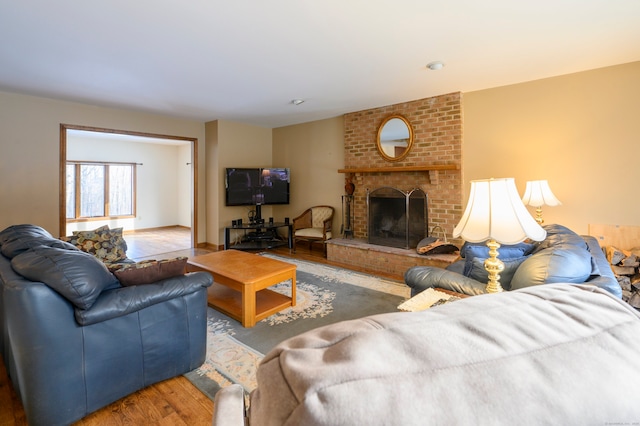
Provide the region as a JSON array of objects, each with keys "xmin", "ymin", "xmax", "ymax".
[
  {"xmin": 454, "ymin": 178, "xmax": 547, "ymax": 244},
  {"xmin": 522, "ymin": 180, "xmax": 562, "ymax": 207}
]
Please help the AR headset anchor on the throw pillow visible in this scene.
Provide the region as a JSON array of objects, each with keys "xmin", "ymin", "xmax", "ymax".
[
  {"xmin": 104, "ymin": 259, "xmax": 137, "ymax": 273},
  {"xmin": 65, "ymin": 225, "xmax": 128, "ymax": 263},
  {"xmin": 467, "ymin": 256, "xmax": 529, "ymax": 291},
  {"xmin": 460, "ymin": 241, "xmax": 535, "ymax": 259},
  {"xmin": 114, "ymin": 257, "xmax": 188, "ymax": 286},
  {"xmin": 11, "ymin": 246, "xmax": 120, "ymax": 309},
  {"xmin": 461, "ymin": 241, "xmax": 535, "ymax": 277}
]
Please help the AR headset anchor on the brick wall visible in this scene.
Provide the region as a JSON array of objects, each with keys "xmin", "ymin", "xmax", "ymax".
[
  {"xmin": 327, "ymin": 239, "xmax": 458, "ymax": 280},
  {"xmin": 343, "ymin": 92, "xmax": 463, "ymax": 242}
]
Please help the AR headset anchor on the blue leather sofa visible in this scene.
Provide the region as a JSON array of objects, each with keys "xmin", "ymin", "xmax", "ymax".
[
  {"xmin": 405, "ymin": 224, "xmax": 622, "ymax": 298},
  {"xmin": 0, "ymin": 224, "xmax": 213, "ymax": 426}
]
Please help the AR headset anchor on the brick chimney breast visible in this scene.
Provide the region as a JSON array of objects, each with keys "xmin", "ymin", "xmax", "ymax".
[{"xmin": 343, "ymin": 92, "xmax": 463, "ymax": 242}]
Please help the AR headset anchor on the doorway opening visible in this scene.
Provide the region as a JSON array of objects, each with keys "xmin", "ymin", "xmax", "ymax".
[{"xmin": 59, "ymin": 124, "xmax": 199, "ymax": 257}]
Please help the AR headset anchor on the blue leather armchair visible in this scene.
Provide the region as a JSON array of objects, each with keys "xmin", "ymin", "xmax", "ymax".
[{"xmin": 0, "ymin": 225, "xmax": 213, "ymax": 426}]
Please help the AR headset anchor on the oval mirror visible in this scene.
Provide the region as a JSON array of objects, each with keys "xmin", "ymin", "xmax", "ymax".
[{"xmin": 376, "ymin": 114, "xmax": 414, "ymax": 162}]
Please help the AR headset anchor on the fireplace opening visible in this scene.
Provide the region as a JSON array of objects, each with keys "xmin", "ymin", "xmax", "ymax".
[{"xmin": 367, "ymin": 187, "xmax": 427, "ymax": 249}]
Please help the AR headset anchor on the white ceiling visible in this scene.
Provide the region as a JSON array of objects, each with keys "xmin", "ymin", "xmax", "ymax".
[{"xmin": 1, "ymin": 1, "xmax": 639, "ymax": 128}]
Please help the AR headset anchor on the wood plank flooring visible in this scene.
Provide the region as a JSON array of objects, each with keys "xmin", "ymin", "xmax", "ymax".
[
  {"xmin": 0, "ymin": 228, "xmax": 401, "ymax": 425},
  {"xmin": 124, "ymin": 225, "xmax": 193, "ymax": 260}
]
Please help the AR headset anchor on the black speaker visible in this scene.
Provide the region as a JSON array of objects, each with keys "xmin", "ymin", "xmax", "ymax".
[
  {"xmin": 284, "ymin": 217, "xmax": 290, "ymax": 224},
  {"xmin": 269, "ymin": 217, "xmax": 274, "ymax": 224},
  {"xmin": 232, "ymin": 220, "xmax": 238, "ymax": 227}
]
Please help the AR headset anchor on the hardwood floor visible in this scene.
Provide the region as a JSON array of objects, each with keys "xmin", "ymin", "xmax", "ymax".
[
  {"xmin": 0, "ymin": 228, "xmax": 402, "ymax": 425},
  {"xmin": 124, "ymin": 226, "xmax": 193, "ymax": 260}
]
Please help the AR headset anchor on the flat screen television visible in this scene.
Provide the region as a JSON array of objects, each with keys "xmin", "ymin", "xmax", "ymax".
[{"xmin": 225, "ymin": 167, "xmax": 290, "ymax": 212}]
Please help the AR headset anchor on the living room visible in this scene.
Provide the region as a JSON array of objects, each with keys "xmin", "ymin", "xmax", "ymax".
[
  {"xmin": 2, "ymin": 2, "xmax": 640, "ymax": 425},
  {"xmin": 3, "ymin": 61, "xmax": 640, "ymax": 426}
]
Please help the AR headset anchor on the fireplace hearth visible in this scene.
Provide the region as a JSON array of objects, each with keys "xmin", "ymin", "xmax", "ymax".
[{"xmin": 367, "ymin": 187, "xmax": 427, "ymax": 249}]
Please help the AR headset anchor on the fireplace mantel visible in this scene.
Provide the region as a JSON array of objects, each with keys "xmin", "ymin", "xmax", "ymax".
[{"xmin": 338, "ymin": 164, "xmax": 459, "ymax": 184}]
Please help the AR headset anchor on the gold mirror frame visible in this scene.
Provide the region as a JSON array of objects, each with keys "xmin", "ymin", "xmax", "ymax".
[{"xmin": 376, "ymin": 114, "xmax": 414, "ymax": 162}]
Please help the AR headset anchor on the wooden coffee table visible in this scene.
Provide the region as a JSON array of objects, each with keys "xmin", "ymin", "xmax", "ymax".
[{"xmin": 186, "ymin": 250, "xmax": 296, "ymax": 327}]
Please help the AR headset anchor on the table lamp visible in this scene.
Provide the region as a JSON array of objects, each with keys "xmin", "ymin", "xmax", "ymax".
[
  {"xmin": 521, "ymin": 180, "xmax": 562, "ymax": 225},
  {"xmin": 454, "ymin": 178, "xmax": 547, "ymax": 293}
]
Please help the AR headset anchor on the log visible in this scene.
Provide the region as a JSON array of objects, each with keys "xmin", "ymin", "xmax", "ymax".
[
  {"xmin": 628, "ymin": 292, "xmax": 640, "ymax": 308},
  {"xmin": 605, "ymin": 246, "xmax": 626, "ymax": 265},
  {"xmin": 618, "ymin": 276, "xmax": 632, "ymax": 292},
  {"xmin": 621, "ymin": 253, "xmax": 639, "ymax": 267},
  {"xmin": 611, "ymin": 265, "xmax": 636, "ymax": 276}
]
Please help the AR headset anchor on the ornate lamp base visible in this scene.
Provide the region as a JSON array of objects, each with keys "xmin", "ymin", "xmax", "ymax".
[
  {"xmin": 483, "ymin": 239, "xmax": 504, "ymax": 293},
  {"xmin": 535, "ymin": 206, "xmax": 544, "ymax": 225}
]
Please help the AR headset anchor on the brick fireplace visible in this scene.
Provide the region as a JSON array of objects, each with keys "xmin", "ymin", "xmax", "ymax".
[
  {"xmin": 368, "ymin": 187, "xmax": 426, "ymax": 249},
  {"xmin": 326, "ymin": 92, "xmax": 463, "ymax": 279}
]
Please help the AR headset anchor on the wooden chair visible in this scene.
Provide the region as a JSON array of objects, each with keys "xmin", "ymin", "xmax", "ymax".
[{"xmin": 292, "ymin": 205, "xmax": 334, "ymax": 256}]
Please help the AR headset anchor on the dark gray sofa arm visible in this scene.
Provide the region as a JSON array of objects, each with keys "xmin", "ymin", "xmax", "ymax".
[
  {"xmin": 404, "ymin": 266, "xmax": 488, "ymax": 296},
  {"xmin": 75, "ymin": 271, "xmax": 213, "ymax": 325}
]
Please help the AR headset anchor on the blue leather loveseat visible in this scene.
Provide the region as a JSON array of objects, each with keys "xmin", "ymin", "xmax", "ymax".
[
  {"xmin": 405, "ymin": 224, "xmax": 622, "ymax": 298},
  {"xmin": 0, "ymin": 224, "xmax": 213, "ymax": 426}
]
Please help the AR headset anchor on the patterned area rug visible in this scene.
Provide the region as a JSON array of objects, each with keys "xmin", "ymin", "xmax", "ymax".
[{"xmin": 184, "ymin": 253, "xmax": 411, "ymax": 400}]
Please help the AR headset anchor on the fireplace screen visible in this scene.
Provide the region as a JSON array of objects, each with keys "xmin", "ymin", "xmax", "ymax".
[{"xmin": 367, "ymin": 187, "xmax": 427, "ymax": 249}]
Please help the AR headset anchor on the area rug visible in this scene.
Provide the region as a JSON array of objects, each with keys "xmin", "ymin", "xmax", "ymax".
[{"xmin": 184, "ymin": 253, "xmax": 411, "ymax": 400}]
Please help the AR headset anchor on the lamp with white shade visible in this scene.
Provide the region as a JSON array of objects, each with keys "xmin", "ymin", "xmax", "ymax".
[
  {"xmin": 522, "ymin": 180, "xmax": 562, "ymax": 225},
  {"xmin": 454, "ymin": 178, "xmax": 547, "ymax": 293}
]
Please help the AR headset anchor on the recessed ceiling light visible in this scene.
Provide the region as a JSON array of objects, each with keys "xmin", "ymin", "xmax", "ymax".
[
  {"xmin": 426, "ymin": 61, "xmax": 445, "ymax": 71},
  {"xmin": 291, "ymin": 99, "xmax": 305, "ymax": 105}
]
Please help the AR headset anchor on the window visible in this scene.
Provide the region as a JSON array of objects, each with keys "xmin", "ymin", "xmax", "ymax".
[{"xmin": 66, "ymin": 161, "xmax": 136, "ymax": 221}]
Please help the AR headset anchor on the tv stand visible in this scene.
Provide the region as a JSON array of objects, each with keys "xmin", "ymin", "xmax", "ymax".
[
  {"xmin": 224, "ymin": 221, "xmax": 293, "ymax": 251},
  {"xmin": 251, "ymin": 204, "xmax": 263, "ymax": 223},
  {"xmin": 246, "ymin": 230, "xmax": 275, "ymax": 241}
]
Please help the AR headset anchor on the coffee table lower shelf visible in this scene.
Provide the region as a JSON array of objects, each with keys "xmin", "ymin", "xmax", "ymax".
[{"xmin": 207, "ymin": 284, "xmax": 293, "ymax": 325}]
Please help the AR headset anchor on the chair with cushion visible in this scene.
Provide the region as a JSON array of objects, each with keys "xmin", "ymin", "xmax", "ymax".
[
  {"xmin": 0, "ymin": 224, "xmax": 213, "ymax": 426},
  {"xmin": 292, "ymin": 205, "xmax": 334, "ymax": 256}
]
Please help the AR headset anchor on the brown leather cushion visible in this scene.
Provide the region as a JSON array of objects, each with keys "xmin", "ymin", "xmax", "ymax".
[{"xmin": 114, "ymin": 257, "xmax": 188, "ymax": 286}]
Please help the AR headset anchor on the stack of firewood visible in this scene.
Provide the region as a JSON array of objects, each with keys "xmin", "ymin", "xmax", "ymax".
[{"xmin": 604, "ymin": 246, "xmax": 640, "ymax": 308}]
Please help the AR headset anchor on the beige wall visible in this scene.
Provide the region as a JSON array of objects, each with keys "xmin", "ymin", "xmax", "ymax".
[
  {"xmin": 272, "ymin": 117, "xmax": 345, "ymax": 234},
  {"xmin": 205, "ymin": 117, "xmax": 343, "ymax": 247},
  {"xmin": 0, "ymin": 91, "xmax": 206, "ymax": 240},
  {"xmin": 463, "ymin": 61, "xmax": 640, "ymax": 235},
  {"xmin": 207, "ymin": 119, "xmax": 273, "ymax": 245},
  {"xmin": 205, "ymin": 120, "xmax": 219, "ymax": 246},
  {"xmin": 177, "ymin": 144, "xmax": 192, "ymax": 227}
]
